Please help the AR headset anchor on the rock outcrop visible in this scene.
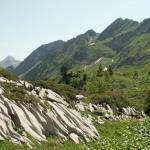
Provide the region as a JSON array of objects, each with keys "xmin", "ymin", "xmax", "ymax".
[
  {"xmin": 75, "ymin": 101, "xmax": 146, "ymax": 124},
  {"xmin": 0, "ymin": 77, "xmax": 99, "ymax": 146}
]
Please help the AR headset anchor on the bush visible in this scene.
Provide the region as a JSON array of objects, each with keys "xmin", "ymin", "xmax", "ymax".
[
  {"xmin": 88, "ymin": 91, "xmax": 129, "ymax": 111},
  {"xmin": 84, "ymin": 79, "xmax": 109, "ymax": 94},
  {"xmin": 0, "ymin": 68, "xmax": 18, "ymax": 81}
]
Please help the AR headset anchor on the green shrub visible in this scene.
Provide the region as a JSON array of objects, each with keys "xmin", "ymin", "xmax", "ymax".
[
  {"xmin": 88, "ymin": 91, "xmax": 129, "ymax": 111},
  {"xmin": 84, "ymin": 79, "xmax": 108, "ymax": 94},
  {"xmin": 0, "ymin": 68, "xmax": 18, "ymax": 81}
]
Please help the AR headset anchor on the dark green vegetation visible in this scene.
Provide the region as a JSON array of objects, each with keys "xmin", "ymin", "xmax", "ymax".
[
  {"xmin": 57, "ymin": 63, "xmax": 150, "ymax": 113},
  {"xmin": 0, "ymin": 68, "xmax": 18, "ymax": 81},
  {"xmin": 0, "ymin": 118, "xmax": 150, "ymax": 150}
]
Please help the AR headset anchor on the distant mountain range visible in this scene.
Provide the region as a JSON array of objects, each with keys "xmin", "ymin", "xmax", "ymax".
[
  {"xmin": 14, "ymin": 18, "xmax": 150, "ymax": 80},
  {"xmin": 0, "ymin": 56, "xmax": 21, "ymax": 70}
]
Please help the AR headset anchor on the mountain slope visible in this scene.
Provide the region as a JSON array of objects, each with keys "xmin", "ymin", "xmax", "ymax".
[
  {"xmin": 15, "ymin": 40, "xmax": 65, "ymax": 77},
  {"xmin": 98, "ymin": 18, "xmax": 139, "ymax": 40},
  {"xmin": 15, "ymin": 18, "xmax": 150, "ymax": 80},
  {"xmin": 106, "ymin": 18, "xmax": 150, "ymax": 67},
  {"xmin": 0, "ymin": 56, "xmax": 20, "ymax": 69},
  {"xmin": 15, "ymin": 30, "xmax": 98, "ymax": 80}
]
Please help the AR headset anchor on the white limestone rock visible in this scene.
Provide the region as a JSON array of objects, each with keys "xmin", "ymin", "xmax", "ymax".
[
  {"xmin": 97, "ymin": 116, "xmax": 105, "ymax": 124},
  {"xmin": 0, "ymin": 77, "xmax": 99, "ymax": 145},
  {"xmin": 88, "ymin": 103, "xmax": 94, "ymax": 112},
  {"xmin": 38, "ymin": 88, "xmax": 46, "ymax": 99},
  {"xmin": 75, "ymin": 102, "xmax": 85, "ymax": 112},
  {"xmin": 69, "ymin": 133, "xmax": 80, "ymax": 144},
  {"xmin": 0, "ymin": 77, "xmax": 7, "ymax": 82},
  {"xmin": 76, "ymin": 95, "xmax": 85, "ymax": 101}
]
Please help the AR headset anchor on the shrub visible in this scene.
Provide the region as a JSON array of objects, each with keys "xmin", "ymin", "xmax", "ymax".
[
  {"xmin": 84, "ymin": 79, "xmax": 108, "ymax": 94},
  {"xmin": 0, "ymin": 68, "xmax": 18, "ymax": 81},
  {"xmin": 89, "ymin": 91, "xmax": 129, "ymax": 111}
]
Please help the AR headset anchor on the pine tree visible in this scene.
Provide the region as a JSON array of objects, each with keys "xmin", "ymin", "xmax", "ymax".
[
  {"xmin": 83, "ymin": 74, "xmax": 87, "ymax": 82},
  {"xmin": 60, "ymin": 66, "xmax": 69, "ymax": 84},
  {"xmin": 97, "ymin": 64, "xmax": 103, "ymax": 77},
  {"xmin": 133, "ymin": 71, "xmax": 138, "ymax": 79},
  {"xmin": 108, "ymin": 65, "xmax": 113, "ymax": 76}
]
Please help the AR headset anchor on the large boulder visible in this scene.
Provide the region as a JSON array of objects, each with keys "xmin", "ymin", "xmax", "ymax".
[{"xmin": 75, "ymin": 95, "xmax": 85, "ymax": 101}]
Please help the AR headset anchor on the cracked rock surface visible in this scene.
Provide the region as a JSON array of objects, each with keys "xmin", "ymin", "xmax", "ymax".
[{"xmin": 0, "ymin": 77, "xmax": 99, "ymax": 145}]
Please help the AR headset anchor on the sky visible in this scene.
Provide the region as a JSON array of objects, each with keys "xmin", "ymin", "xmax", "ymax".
[{"xmin": 0, "ymin": 0, "xmax": 150, "ymax": 61}]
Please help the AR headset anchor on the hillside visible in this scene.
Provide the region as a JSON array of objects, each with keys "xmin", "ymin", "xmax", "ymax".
[
  {"xmin": 104, "ymin": 18, "xmax": 150, "ymax": 67},
  {"xmin": 14, "ymin": 18, "xmax": 150, "ymax": 80},
  {"xmin": 0, "ymin": 69, "xmax": 150, "ymax": 149},
  {"xmin": 15, "ymin": 40, "xmax": 65, "ymax": 77},
  {"xmin": 14, "ymin": 30, "xmax": 98, "ymax": 79}
]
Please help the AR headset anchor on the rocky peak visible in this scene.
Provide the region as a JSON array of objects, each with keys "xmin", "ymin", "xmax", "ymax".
[
  {"xmin": 135, "ymin": 18, "xmax": 150, "ymax": 34},
  {"xmin": 85, "ymin": 29, "xmax": 97, "ymax": 37},
  {"xmin": 0, "ymin": 56, "xmax": 21, "ymax": 69},
  {"xmin": 98, "ymin": 18, "xmax": 139, "ymax": 40},
  {"xmin": 67, "ymin": 29, "xmax": 98, "ymax": 49}
]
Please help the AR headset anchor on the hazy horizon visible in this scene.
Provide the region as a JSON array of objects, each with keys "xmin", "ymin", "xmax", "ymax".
[{"xmin": 0, "ymin": 0, "xmax": 150, "ymax": 61}]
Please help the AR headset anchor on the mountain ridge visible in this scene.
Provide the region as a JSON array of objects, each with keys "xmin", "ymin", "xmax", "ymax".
[{"xmin": 14, "ymin": 18, "xmax": 150, "ymax": 80}]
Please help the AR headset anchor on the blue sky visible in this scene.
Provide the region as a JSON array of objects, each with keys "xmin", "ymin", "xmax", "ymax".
[{"xmin": 0, "ymin": 0, "xmax": 150, "ymax": 61}]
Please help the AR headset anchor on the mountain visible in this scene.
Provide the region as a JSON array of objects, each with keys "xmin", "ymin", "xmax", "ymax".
[
  {"xmin": 15, "ymin": 30, "xmax": 98, "ymax": 79},
  {"xmin": 15, "ymin": 40, "xmax": 65, "ymax": 77},
  {"xmin": 98, "ymin": 18, "xmax": 139, "ymax": 40},
  {"xmin": 15, "ymin": 18, "xmax": 150, "ymax": 80},
  {"xmin": 104, "ymin": 18, "xmax": 150, "ymax": 67},
  {"xmin": 75, "ymin": 18, "xmax": 150, "ymax": 68},
  {"xmin": 0, "ymin": 56, "xmax": 21, "ymax": 69}
]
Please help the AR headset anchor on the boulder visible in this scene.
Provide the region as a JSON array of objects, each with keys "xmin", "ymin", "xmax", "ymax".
[
  {"xmin": 88, "ymin": 103, "xmax": 94, "ymax": 112},
  {"xmin": 0, "ymin": 77, "xmax": 7, "ymax": 82},
  {"xmin": 75, "ymin": 102, "xmax": 85, "ymax": 112},
  {"xmin": 97, "ymin": 116, "xmax": 105, "ymax": 124},
  {"xmin": 69, "ymin": 133, "xmax": 80, "ymax": 144},
  {"xmin": 76, "ymin": 95, "xmax": 85, "ymax": 101},
  {"xmin": 39, "ymin": 88, "xmax": 46, "ymax": 99}
]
